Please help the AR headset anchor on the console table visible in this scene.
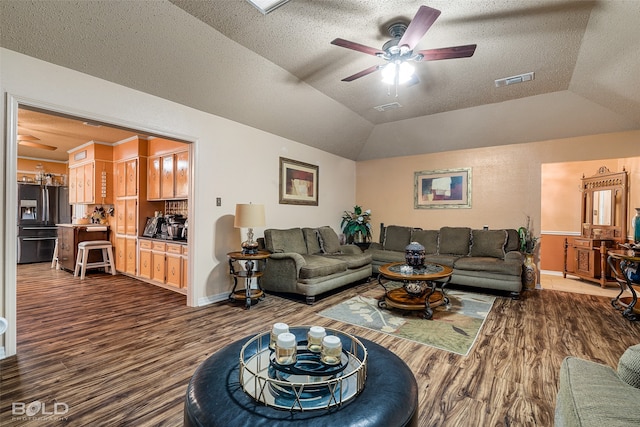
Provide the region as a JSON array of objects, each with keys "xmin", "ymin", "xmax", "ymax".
[
  {"xmin": 184, "ymin": 335, "xmax": 418, "ymax": 426},
  {"xmin": 608, "ymin": 249, "xmax": 640, "ymax": 321}
]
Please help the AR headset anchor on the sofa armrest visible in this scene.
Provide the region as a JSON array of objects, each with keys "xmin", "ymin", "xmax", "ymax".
[
  {"xmin": 505, "ymin": 251, "xmax": 524, "ymax": 263},
  {"xmin": 339, "ymin": 244, "xmax": 363, "ymax": 255},
  {"xmin": 269, "ymin": 252, "xmax": 306, "ymax": 274}
]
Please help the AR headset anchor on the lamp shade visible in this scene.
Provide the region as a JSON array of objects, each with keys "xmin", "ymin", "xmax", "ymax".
[{"xmin": 234, "ymin": 204, "xmax": 265, "ymax": 228}]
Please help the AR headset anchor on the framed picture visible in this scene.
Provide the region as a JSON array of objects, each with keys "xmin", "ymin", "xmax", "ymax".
[
  {"xmin": 414, "ymin": 167, "xmax": 471, "ymax": 209},
  {"xmin": 279, "ymin": 157, "xmax": 319, "ymax": 205}
]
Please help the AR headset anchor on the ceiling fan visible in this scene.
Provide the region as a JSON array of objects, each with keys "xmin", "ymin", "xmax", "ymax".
[{"xmin": 331, "ymin": 5, "xmax": 477, "ymax": 88}]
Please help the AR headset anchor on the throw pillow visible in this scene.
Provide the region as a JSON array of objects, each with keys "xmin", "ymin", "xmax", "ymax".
[
  {"xmin": 505, "ymin": 229, "xmax": 520, "ymax": 252},
  {"xmin": 302, "ymin": 227, "xmax": 322, "ymax": 254},
  {"xmin": 316, "ymin": 226, "xmax": 342, "ymax": 254},
  {"xmin": 470, "ymin": 229, "xmax": 507, "ymax": 259},
  {"xmin": 383, "ymin": 225, "xmax": 413, "ymax": 252},
  {"xmin": 265, "ymin": 228, "xmax": 307, "ymax": 254},
  {"xmin": 438, "ymin": 227, "xmax": 471, "ymax": 255},
  {"xmin": 411, "ymin": 229, "xmax": 439, "ymax": 254},
  {"xmin": 618, "ymin": 344, "xmax": 640, "ymax": 389}
]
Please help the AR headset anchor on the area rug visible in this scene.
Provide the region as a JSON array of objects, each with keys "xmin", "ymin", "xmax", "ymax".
[{"xmin": 318, "ymin": 282, "xmax": 495, "ymax": 356}]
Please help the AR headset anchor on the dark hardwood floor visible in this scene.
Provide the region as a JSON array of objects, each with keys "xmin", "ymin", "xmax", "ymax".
[{"xmin": 2, "ymin": 263, "xmax": 640, "ymax": 426}]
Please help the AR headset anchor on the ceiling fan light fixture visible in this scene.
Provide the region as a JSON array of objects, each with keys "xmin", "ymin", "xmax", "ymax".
[
  {"xmin": 381, "ymin": 62, "xmax": 415, "ymax": 85},
  {"xmin": 17, "ymin": 134, "xmax": 40, "ymax": 141},
  {"xmin": 18, "ymin": 140, "xmax": 57, "ymax": 151},
  {"xmin": 246, "ymin": 0, "xmax": 289, "ymax": 15}
]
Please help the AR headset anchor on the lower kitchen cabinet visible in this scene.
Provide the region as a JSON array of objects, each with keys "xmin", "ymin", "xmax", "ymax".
[{"xmin": 139, "ymin": 238, "xmax": 187, "ymax": 289}]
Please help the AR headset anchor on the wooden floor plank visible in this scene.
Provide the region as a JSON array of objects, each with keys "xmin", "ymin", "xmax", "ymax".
[{"xmin": 1, "ymin": 263, "xmax": 640, "ymax": 426}]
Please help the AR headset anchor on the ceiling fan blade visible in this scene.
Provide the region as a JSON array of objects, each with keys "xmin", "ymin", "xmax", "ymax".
[
  {"xmin": 398, "ymin": 5, "xmax": 441, "ymax": 50},
  {"xmin": 331, "ymin": 38, "xmax": 384, "ymax": 57},
  {"xmin": 341, "ymin": 64, "xmax": 381, "ymax": 82},
  {"xmin": 415, "ymin": 44, "xmax": 477, "ymax": 61},
  {"xmin": 18, "ymin": 140, "xmax": 57, "ymax": 151}
]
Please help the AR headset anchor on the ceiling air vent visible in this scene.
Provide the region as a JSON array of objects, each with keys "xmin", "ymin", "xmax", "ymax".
[
  {"xmin": 374, "ymin": 102, "xmax": 402, "ymax": 112},
  {"xmin": 494, "ymin": 72, "xmax": 534, "ymax": 88}
]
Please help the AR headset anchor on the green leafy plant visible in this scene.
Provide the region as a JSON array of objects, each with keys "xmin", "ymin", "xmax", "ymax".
[
  {"xmin": 518, "ymin": 215, "xmax": 538, "ymax": 254},
  {"xmin": 341, "ymin": 205, "xmax": 372, "ymax": 241}
]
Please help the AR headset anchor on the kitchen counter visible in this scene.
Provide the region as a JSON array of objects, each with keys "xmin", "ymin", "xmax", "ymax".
[
  {"xmin": 56, "ymin": 224, "xmax": 110, "ymax": 272},
  {"xmin": 139, "ymin": 236, "xmax": 187, "ymax": 245},
  {"xmin": 57, "ymin": 223, "xmax": 110, "ymax": 229}
]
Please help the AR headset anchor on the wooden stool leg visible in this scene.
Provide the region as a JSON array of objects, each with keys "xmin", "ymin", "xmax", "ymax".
[
  {"xmin": 106, "ymin": 246, "xmax": 116, "ymax": 275},
  {"xmin": 51, "ymin": 238, "xmax": 59, "ymax": 269},
  {"xmin": 74, "ymin": 247, "xmax": 83, "ymax": 277},
  {"xmin": 80, "ymin": 247, "xmax": 90, "ymax": 280}
]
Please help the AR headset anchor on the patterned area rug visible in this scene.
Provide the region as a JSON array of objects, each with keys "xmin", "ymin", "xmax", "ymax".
[{"xmin": 318, "ymin": 282, "xmax": 495, "ymax": 356}]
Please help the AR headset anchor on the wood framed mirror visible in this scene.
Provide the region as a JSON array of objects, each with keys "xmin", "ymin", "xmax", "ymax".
[{"xmin": 580, "ymin": 166, "xmax": 627, "ymax": 241}]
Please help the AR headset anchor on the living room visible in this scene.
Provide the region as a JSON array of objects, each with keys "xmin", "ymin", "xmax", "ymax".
[{"xmin": 1, "ymin": 1, "xmax": 640, "ymax": 425}]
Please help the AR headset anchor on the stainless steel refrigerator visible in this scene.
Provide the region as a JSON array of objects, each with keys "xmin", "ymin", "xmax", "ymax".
[{"xmin": 17, "ymin": 183, "xmax": 71, "ymax": 264}]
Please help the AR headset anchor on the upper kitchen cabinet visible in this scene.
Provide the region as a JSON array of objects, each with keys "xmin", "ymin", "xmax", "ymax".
[
  {"xmin": 68, "ymin": 142, "xmax": 113, "ymax": 205},
  {"xmin": 147, "ymin": 138, "xmax": 190, "ymax": 201}
]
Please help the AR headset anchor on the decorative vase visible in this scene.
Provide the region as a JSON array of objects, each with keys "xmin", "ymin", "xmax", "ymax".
[
  {"xmin": 353, "ymin": 231, "xmax": 364, "ymax": 244},
  {"xmin": 634, "ymin": 208, "xmax": 640, "ymax": 243},
  {"xmin": 405, "ymin": 241, "xmax": 426, "ymax": 268},
  {"xmin": 523, "ymin": 253, "xmax": 537, "ymax": 291}
]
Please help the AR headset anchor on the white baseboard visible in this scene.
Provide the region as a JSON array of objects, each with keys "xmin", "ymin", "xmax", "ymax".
[{"xmin": 197, "ymin": 292, "xmax": 229, "ymax": 307}]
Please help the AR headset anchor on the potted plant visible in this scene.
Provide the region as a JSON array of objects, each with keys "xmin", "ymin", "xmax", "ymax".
[
  {"xmin": 341, "ymin": 206, "xmax": 372, "ymax": 244},
  {"xmin": 518, "ymin": 215, "xmax": 539, "ymax": 290}
]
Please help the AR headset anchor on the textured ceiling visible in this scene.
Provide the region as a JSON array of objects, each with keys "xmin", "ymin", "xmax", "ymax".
[{"xmin": 2, "ymin": 0, "xmax": 639, "ymax": 161}]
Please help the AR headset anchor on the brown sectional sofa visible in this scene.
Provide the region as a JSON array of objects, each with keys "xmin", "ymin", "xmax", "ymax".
[
  {"xmin": 259, "ymin": 226, "xmax": 372, "ymax": 304},
  {"xmin": 367, "ymin": 224, "xmax": 524, "ymax": 298}
]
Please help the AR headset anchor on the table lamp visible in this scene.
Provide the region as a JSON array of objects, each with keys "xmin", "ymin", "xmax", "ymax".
[{"xmin": 234, "ymin": 203, "xmax": 265, "ymax": 254}]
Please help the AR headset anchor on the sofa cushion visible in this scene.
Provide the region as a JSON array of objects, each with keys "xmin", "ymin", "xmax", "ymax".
[
  {"xmin": 618, "ymin": 344, "xmax": 640, "ymax": 389},
  {"xmin": 438, "ymin": 227, "xmax": 471, "ymax": 255},
  {"xmin": 367, "ymin": 248, "xmax": 406, "ymax": 264},
  {"xmin": 265, "ymin": 228, "xmax": 307, "ymax": 254},
  {"xmin": 316, "ymin": 226, "xmax": 342, "ymax": 254},
  {"xmin": 298, "ymin": 255, "xmax": 347, "ymax": 279},
  {"xmin": 302, "ymin": 227, "xmax": 322, "ymax": 254},
  {"xmin": 411, "ymin": 230, "xmax": 439, "ymax": 254},
  {"xmin": 505, "ymin": 229, "xmax": 521, "ymax": 252},
  {"xmin": 324, "ymin": 252, "xmax": 372, "ymax": 269},
  {"xmin": 454, "ymin": 256, "xmax": 522, "ymax": 276},
  {"xmin": 384, "ymin": 225, "xmax": 413, "ymax": 252},
  {"xmin": 470, "ymin": 229, "xmax": 507, "ymax": 259}
]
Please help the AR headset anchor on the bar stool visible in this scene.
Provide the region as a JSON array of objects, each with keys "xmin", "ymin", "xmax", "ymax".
[
  {"xmin": 74, "ymin": 240, "xmax": 116, "ymax": 280},
  {"xmin": 51, "ymin": 238, "xmax": 59, "ymax": 270}
]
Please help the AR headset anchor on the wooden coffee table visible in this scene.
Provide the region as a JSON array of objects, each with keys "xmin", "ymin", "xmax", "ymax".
[{"xmin": 377, "ymin": 262, "xmax": 453, "ymax": 319}]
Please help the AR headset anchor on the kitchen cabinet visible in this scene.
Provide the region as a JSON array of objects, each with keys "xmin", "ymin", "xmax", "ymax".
[
  {"xmin": 161, "ymin": 155, "xmax": 174, "ymax": 199},
  {"xmin": 138, "ymin": 238, "xmax": 187, "ymax": 288},
  {"xmin": 151, "ymin": 241, "xmax": 166, "ymax": 283},
  {"xmin": 147, "ymin": 157, "xmax": 161, "ymax": 200},
  {"xmin": 67, "ymin": 143, "xmax": 113, "ymax": 204},
  {"xmin": 148, "ymin": 150, "xmax": 189, "ymax": 201},
  {"xmin": 175, "ymin": 151, "xmax": 189, "ymax": 198},
  {"xmin": 115, "ymin": 159, "xmax": 139, "ymax": 198},
  {"xmin": 138, "ymin": 240, "xmax": 152, "ymax": 279}
]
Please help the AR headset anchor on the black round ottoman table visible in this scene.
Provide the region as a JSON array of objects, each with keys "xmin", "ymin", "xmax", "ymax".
[{"xmin": 184, "ymin": 335, "xmax": 418, "ymax": 426}]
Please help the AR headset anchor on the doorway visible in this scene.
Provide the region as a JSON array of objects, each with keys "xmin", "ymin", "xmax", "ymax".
[{"xmin": 4, "ymin": 96, "xmax": 195, "ymax": 358}]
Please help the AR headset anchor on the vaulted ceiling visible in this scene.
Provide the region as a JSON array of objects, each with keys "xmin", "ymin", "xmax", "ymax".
[{"xmin": 2, "ymin": 0, "xmax": 639, "ymax": 161}]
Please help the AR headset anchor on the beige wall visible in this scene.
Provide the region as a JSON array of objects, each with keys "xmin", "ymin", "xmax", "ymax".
[
  {"xmin": 356, "ymin": 131, "xmax": 640, "ymax": 244},
  {"xmin": 1, "ymin": 49, "xmax": 357, "ymax": 357}
]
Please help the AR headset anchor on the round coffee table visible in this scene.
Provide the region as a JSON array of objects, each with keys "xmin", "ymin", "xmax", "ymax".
[
  {"xmin": 184, "ymin": 334, "xmax": 418, "ymax": 426},
  {"xmin": 378, "ymin": 262, "xmax": 453, "ymax": 319}
]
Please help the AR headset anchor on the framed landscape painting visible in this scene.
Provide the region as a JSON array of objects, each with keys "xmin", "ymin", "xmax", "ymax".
[
  {"xmin": 414, "ymin": 168, "xmax": 471, "ymax": 209},
  {"xmin": 279, "ymin": 157, "xmax": 319, "ymax": 205}
]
